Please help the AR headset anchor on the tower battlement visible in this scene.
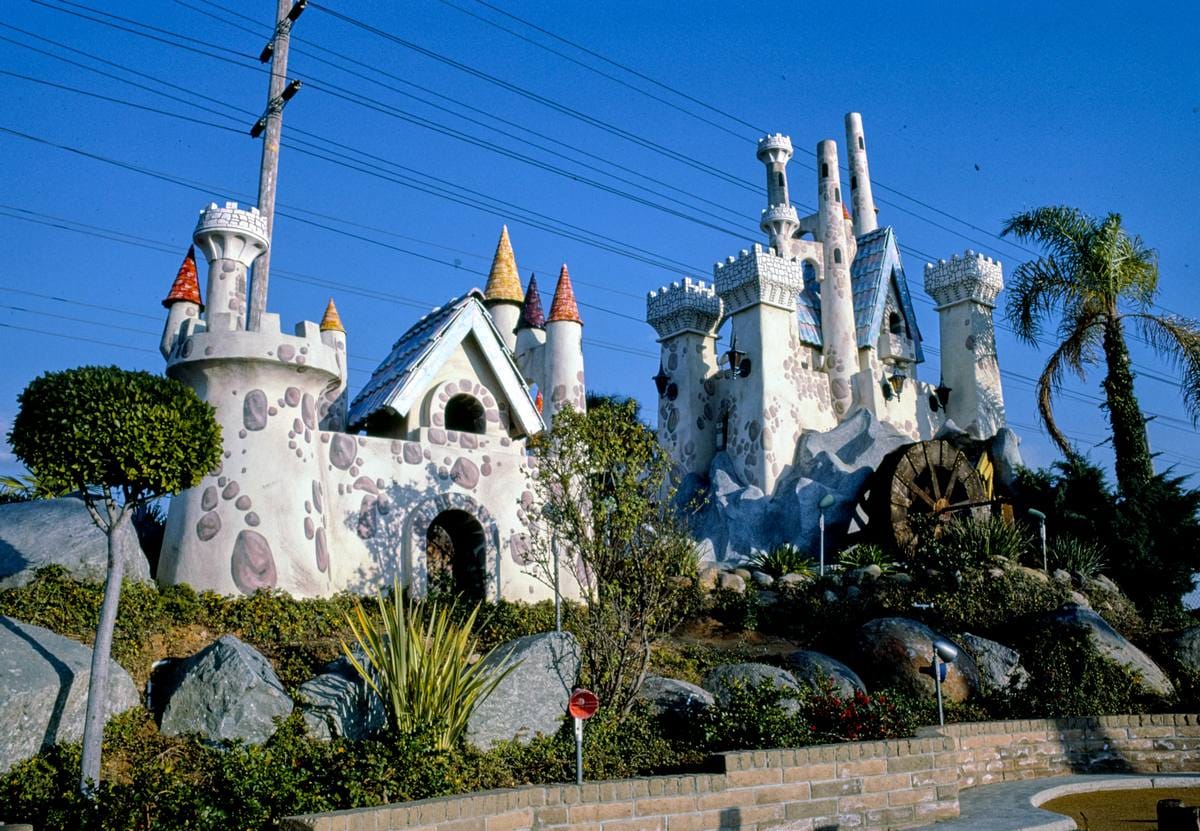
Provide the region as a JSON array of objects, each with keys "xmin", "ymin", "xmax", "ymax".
[
  {"xmin": 713, "ymin": 243, "xmax": 804, "ymax": 315},
  {"xmin": 756, "ymin": 133, "xmax": 793, "ymax": 164},
  {"xmin": 194, "ymin": 202, "xmax": 269, "ymax": 260},
  {"xmin": 924, "ymin": 249, "xmax": 1004, "ymax": 307},
  {"xmin": 646, "ymin": 277, "xmax": 721, "ymax": 340}
]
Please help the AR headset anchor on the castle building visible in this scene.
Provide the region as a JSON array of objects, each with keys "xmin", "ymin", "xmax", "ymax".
[
  {"xmin": 647, "ymin": 113, "xmax": 1007, "ymax": 494},
  {"xmin": 157, "ymin": 211, "xmax": 585, "ymax": 600}
]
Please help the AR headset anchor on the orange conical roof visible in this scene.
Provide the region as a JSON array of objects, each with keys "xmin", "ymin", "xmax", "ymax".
[
  {"xmin": 483, "ymin": 225, "xmax": 524, "ymax": 304},
  {"xmin": 547, "ymin": 263, "xmax": 582, "ymax": 325},
  {"xmin": 320, "ymin": 298, "xmax": 345, "ymax": 333},
  {"xmin": 162, "ymin": 245, "xmax": 202, "ymax": 309},
  {"xmin": 842, "ymin": 203, "xmax": 852, "ymax": 221}
]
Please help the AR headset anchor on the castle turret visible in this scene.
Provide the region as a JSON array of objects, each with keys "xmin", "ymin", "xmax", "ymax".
[
  {"xmin": 482, "ymin": 225, "xmax": 524, "ymax": 352},
  {"xmin": 192, "ymin": 202, "xmax": 269, "ymax": 332},
  {"xmin": 844, "ymin": 112, "xmax": 878, "ymax": 236},
  {"xmin": 816, "ymin": 140, "xmax": 859, "ymax": 419},
  {"xmin": 713, "ymin": 245, "xmax": 808, "ymax": 492},
  {"xmin": 646, "ymin": 278, "xmax": 722, "ymax": 476},
  {"xmin": 514, "ymin": 273, "xmax": 546, "ymax": 390},
  {"xmin": 924, "ymin": 250, "xmax": 1006, "ymax": 439},
  {"xmin": 757, "ymin": 133, "xmax": 800, "ymax": 256},
  {"xmin": 318, "ymin": 298, "xmax": 348, "ymax": 432},
  {"xmin": 543, "ymin": 263, "xmax": 585, "ymax": 427},
  {"xmin": 160, "ymin": 245, "xmax": 202, "ymax": 359}
]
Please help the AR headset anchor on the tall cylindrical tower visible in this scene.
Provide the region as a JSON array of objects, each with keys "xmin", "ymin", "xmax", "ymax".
[
  {"xmin": 817, "ymin": 139, "xmax": 859, "ymax": 419},
  {"xmin": 543, "ymin": 263, "xmax": 585, "ymax": 428},
  {"xmin": 514, "ymin": 273, "xmax": 546, "ymax": 391},
  {"xmin": 192, "ymin": 202, "xmax": 269, "ymax": 332},
  {"xmin": 844, "ymin": 112, "xmax": 878, "ymax": 237},
  {"xmin": 757, "ymin": 133, "xmax": 800, "ymax": 255}
]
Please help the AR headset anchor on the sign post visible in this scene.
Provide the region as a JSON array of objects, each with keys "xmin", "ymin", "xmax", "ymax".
[{"xmin": 568, "ymin": 688, "xmax": 599, "ymax": 785}]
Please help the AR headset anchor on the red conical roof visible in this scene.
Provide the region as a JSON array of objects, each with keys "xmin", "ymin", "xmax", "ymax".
[
  {"xmin": 162, "ymin": 245, "xmax": 202, "ymax": 309},
  {"xmin": 842, "ymin": 203, "xmax": 852, "ymax": 221},
  {"xmin": 517, "ymin": 273, "xmax": 545, "ymax": 330},
  {"xmin": 547, "ymin": 263, "xmax": 582, "ymax": 325}
]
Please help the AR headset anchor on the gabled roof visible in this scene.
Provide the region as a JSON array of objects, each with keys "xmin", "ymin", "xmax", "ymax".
[
  {"xmin": 849, "ymin": 226, "xmax": 924, "ymax": 362},
  {"xmin": 347, "ymin": 289, "xmax": 544, "ymax": 436}
]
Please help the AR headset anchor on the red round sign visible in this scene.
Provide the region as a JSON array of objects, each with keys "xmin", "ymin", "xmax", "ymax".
[{"xmin": 568, "ymin": 688, "xmax": 599, "ymax": 720}]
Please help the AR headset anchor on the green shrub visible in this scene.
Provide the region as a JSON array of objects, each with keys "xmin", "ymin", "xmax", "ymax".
[
  {"xmin": 700, "ymin": 679, "xmax": 811, "ymax": 751},
  {"xmin": 910, "ymin": 515, "xmax": 1031, "ymax": 579},
  {"xmin": 709, "ymin": 586, "xmax": 761, "ymax": 631},
  {"xmin": 1048, "ymin": 536, "xmax": 1107, "ymax": 580},
  {"xmin": 747, "ymin": 544, "xmax": 815, "ymax": 579},
  {"xmin": 838, "ymin": 543, "xmax": 897, "ymax": 574}
]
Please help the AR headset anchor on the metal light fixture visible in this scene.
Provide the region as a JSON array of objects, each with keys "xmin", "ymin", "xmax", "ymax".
[
  {"xmin": 818, "ymin": 493, "xmax": 836, "ymax": 576},
  {"xmin": 932, "ymin": 638, "xmax": 959, "ymax": 726},
  {"xmin": 723, "ymin": 336, "xmax": 749, "ymax": 379},
  {"xmin": 652, "ymin": 364, "xmax": 670, "ymax": 397},
  {"xmin": 1028, "ymin": 508, "xmax": 1048, "ymax": 572},
  {"xmin": 881, "ymin": 379, "xmax": 894, "ymax": 401},
  {"xmin": 888, "ymin": 365, "xmax": 907, "ymax": 396},
  {"xmin": 935, "ymin": 383, "xmax": 952, "ymax": 409}
]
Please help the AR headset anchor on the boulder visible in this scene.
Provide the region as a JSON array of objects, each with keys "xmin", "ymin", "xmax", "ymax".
[
  {"xmin": 959, "ymin": 632, "xmax": 1029, "ymax": 692},
  {"xmin": 1052, "ymin": 569, "xmax": 1073, "ymax": 586},
  {"xmin": 698, "ymin": 565, "xmax": 721, "ymax": 591},
  {"xmin": 718, "ymin": 572, "xmax": 746, "ymax": 594},
  {"xmin": 702, "ymin": 663, "xmax": 802, "ymax": 713},
  {"xmin": 1166, "ymin": 626, "xmax": 1200, "ymax": 674},
  {"xmin": 855, "ymin": 617, "xmax": 982, "ymax": 702},
  {"xmin": 296, "ymin": 656, "xmax": 386, "ymax": 741},
  {"xmin": 778, "ymin": 573, "xmax": 809, "ymax": 589},
  {"xmin": 153, "ymin": 635, "xmax": 293, "ymax": 745},
  {"xmin": 638, "ymin": 675, "xmax": 714, "ymax": 719},
  {"xmin": 0, "ymin": 616, "xmax": 138, "ymax": 774},
  {"xmin": 1043, "ymin": 605, "xmax": 1174, "ymax": 696},
  {"xmin": 989, "ymin": 427, "xmax": 1024, "ymax": 491},
  {"xmin": 0, "ymin": 498, "xmax": 150, "ymax": 589},
  {"xmin": 465, "ymin": 631, "xmax": 580, "ymax": 750},
  {"xmin": 751, "ymin": 571, "xmax": 774, "ymax": 587},
  {"xmin": 785, "ymin": 650, "xmax": 866, "ymax": 698}
]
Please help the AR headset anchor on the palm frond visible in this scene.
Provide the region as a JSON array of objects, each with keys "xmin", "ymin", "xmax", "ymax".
[
  {"xmin": 1005, "ymin": 257, "xmax": 1078, "ymax": 344},
  {"xmin": 1001, "ymin": 206, "xmax": 1094, "ymax": 261},
  {"xmin": 1131, "ymin": 313, "xmax": 1200, "ymax": 422},
  {"xmin": 1036, "ymin": 311, "xmax": 1104, "ymax": 457}
]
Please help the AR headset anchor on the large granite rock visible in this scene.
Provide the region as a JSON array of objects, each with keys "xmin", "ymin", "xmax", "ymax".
[
  {"xmin": 1166, "ymin": 625, "xmax": 1200, "ymax": 674},
  {"xmin": 465, "ymin": 631, "xmax": 580, "ymax": 750},
  {"xmin": 1042, "ymin": 605, "xmax": 1174, "ymax": 696},
  {"xmin": 855, "ymin": 617, "xmax": 982, "ymax": 703},
  {"xmin": 785, "ymin": 650, "xmax": 867, "ymax": 698},
  {"xmin": 989, "ymin": 427, "xmax": 1024, "ymax": 490},
  {"xmin": 0, "ymin": 616, "xmax": 139, "ymax": 774},
  {"xmin": 153, "ymin": 635, "xmax": 293, "ymax": 745},
  {"xmin": 702, "ymin": 663, "xmax": 802, "ymax": 713},
  {"xmin": 638, "ymin": 675, "xmax": 714, "ymax": 719},
  {"xmin": 296, "ymin": 656, "xmax": 386, "ymax": 741},
  {"xmin": 959, "ymin": 632, "xmax": 1029, "ymax": 692},
  {"xmin": 0, "ymin": 498, "xmax": 151, "ymax": 588}
]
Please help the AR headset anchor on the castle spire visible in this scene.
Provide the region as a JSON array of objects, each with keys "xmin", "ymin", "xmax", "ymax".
[
  {"xmin": 517, "ymin": 273, "xmax": 545, "ymax": 330},
  {"xmin": 162, "ymin": 245, "xmax": 203, "ymax": 309},
  {"xmin": 320, "ymin": 297, "xmax": 345, "ymax": 333},
  {"xmin": 484, "ymin": 225, "xmax": 524, "ymax": 304},
  {"xmin": 548, "ymin": 263, "xmax": 582, "ymax": 325}
]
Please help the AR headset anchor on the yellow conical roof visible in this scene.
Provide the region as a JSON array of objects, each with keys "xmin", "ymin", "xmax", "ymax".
[
  {"xmin": 483, "ymin": 225, "xmax": 524, "ymax": 304},
  {"xmin": 320, "ymin": 298, "xmax": 345, "ymax": 333}
]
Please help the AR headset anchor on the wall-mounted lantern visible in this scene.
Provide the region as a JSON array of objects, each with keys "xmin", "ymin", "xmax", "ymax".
[
  {"xmin": 652, "ymin": 364, "xmax": 670, "ymax": 397},
  {"xmin": 887, "ymin": 365, "xmax": 907, "ymax": 396},
  {"xmin": 935, "ymin": 383, "xmax": 952, "ymax": 409},
  {"xmin": 722, "ymin": 336, "xmax": 751, "ymax": 379}
]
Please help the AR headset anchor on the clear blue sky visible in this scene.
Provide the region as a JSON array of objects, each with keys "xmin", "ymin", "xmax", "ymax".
[{"xmin": 1, "ymin": 0, "xmax": 1198, "ymax": 485}]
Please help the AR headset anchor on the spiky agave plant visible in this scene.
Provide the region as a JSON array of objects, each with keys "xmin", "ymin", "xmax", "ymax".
[
  {"xmin": 748, "ymin": 543, "xmax": 815, "ymax": 579},
  {"xmin": 342, "ymin": 581, "xmax": 518, "ymax": 750}
]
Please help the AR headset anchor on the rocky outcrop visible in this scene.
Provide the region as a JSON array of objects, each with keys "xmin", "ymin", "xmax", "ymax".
[
  {"xmin": 785, "ymin": 650, "xmax": 866, "ymax": 698},
  {"xmin": 0, "ymin": 498, "xmax": 150, "ymax": 589},
  {"xmin": 0, "ymin": 617, "xmax": 138, "ymax": 774},
  {"xmin": 152, "ymin": 635, "xmax": 293, "ymax": 745},
  {"xmin": 1042, "ymin": 605, "xmax": 1174, "ymax": 696},
  {"xmin": 855, "ymin": 617, "xmax": 981, "ymax": 702},
  {"xmin": 638, "ymin": 675, "xmax": 714, "ymax": 719},
  {"xmin": 465, "ymin": 631, "xmax": 580, "ymax": 750},
  {"xmin": 297, "ymin": 656, "xmax": 386, "ymax": 741},
  {"xmin": 1166, "ymin": 625, "xmax": 1200, "ymax": 674},
  {"xmin": 959, "ymin": 632, "xmax": 1028, "ymax": 692},
  {"xmin": 702, "ymin": 663, "xmax": 802, "ymax": 713}
]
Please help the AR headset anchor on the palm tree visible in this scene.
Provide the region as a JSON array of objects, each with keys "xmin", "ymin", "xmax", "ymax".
[{"xmin": 1002, "ymin": 206, "xmax": 1200, "ymax": 497}]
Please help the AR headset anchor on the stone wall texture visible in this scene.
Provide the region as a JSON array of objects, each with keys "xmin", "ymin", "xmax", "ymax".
[{"xmin": 282, "ymin": 714, "xmax": 1200, "ymax": 831}]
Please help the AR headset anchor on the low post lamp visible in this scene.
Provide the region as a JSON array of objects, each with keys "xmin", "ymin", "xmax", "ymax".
[
  {"xmin": 1028, "ymin": 509, "xmax": 1048, "ymax": 572},
  {"xmin": 932, "ymin": 638, "xmax": 958, "ymax": 727},
  {"xmin": 818, "ymin": 493, "xmax": 836, "ymax": 576}
]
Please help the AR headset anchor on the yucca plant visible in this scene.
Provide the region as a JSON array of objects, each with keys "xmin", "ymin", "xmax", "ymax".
[
  {"xmin": 747, "ymin": 543, "xmax": 815, "ymax": 579},
  {"xmin": 342, "ymin": 581, "xmax": 517, "ymax": 750},
  {"xmin": 1049, "ymin": 536, "xmax": 1108, "ymax": 581},
  {"xmin": 839, "ymin": 543, "xmax": 898, "ymax": 574}
]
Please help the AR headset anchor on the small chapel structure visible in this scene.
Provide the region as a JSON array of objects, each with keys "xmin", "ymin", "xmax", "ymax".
[
  {"xmin": 155, "ymin": 216, "xmax": 584, "ymax": 601},
  {"xmin": 646, "ymin": 113, "xmax": 1008, "ymax": 495}
]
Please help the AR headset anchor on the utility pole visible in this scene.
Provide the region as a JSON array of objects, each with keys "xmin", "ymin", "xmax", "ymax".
[{"xmin": 247, "ymin": 0, "xmax": 305, "ymax": 331}]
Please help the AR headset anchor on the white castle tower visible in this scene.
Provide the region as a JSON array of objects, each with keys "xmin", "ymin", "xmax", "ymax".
[
  {"xmin": 816, "ymin": 139, "xmax": 859, "ymax": 420},
  {"xmin": 924, "ymin": 251, "xmax": 1006, "ymax": 438},
  {"xmin": 513, "ymin": 273, "xmax": 546, "ymax": 394},
  {"xmin": 542, "ymin": 264, "xmax": 585, "ymax": 427},
  {"xmin": 158, "ymin": 201, "xmax": 349, "ymax": 597}
]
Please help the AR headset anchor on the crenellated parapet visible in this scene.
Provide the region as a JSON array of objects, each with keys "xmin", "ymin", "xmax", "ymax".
[
  {"xmin": 756, "ymin": 133, "xmax": 794, "ymax": 165},
  {"xmin": 713, "ymin": 244, "xmax": 804, "ymax": 315},
  {"xmin": 193, "ymin": 202, "xmax": 269, "ymax": 266},
  {"xmin": 924, "ymin": 250, "xmax": 1004, "ymax": 308},
  {"xmin": 646, "ymin": 277, "xmax": 722, "ymax": 340}
]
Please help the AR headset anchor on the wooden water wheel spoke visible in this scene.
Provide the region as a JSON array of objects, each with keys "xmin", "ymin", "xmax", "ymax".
[
  {"xmin": 870, "ymin": 439, "xmax": 989, "ymax": 550},
  {"xmin": 925, "ymin": 442, "xmax": 943, "ymax": 501}
]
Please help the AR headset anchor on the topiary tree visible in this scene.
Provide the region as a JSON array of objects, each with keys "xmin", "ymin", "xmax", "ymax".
[{"xmin": 7, "ymin": 365, "xmax": 221, "ymax": 794}]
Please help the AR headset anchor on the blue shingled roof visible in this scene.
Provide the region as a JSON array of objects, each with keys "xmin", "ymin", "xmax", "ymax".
[
  {"xmin": 849, "ymin": 227, "xmax": 925, "ymax": 363},
  {"xmin": 796, "ymin": 261, "xmax": 822, "ymax": 346}
]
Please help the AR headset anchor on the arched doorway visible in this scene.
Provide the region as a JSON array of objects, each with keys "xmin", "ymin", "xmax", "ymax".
[{"xmin": 425, "ymin": 509, "xmax": 487, "ymax": 598}]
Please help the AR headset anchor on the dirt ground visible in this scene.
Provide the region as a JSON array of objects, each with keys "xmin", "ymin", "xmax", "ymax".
[{"xmin": 1041, "ymin": 787, "xmax": 1200, "ymax": 830}]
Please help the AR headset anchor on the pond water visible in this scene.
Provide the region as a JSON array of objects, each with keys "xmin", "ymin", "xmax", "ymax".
[{"xmin": 1041, "ymin": 787, "xmax": 1200, "ymax": 830}]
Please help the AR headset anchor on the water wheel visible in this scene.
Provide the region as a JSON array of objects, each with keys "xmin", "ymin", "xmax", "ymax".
[{"xmin": 870, "ymin": 439, "xmax": 988, "ymax": 550}]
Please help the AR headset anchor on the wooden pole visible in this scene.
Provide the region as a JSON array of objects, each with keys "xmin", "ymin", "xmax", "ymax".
[{"xmin": 247, "ymin": 0, "xmax": 294, "ymax": 331}]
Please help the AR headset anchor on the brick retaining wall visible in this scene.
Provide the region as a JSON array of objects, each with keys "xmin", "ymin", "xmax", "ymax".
[{"xmin": 283, "ymin": 714, "xmax": 1200, "ymax": 831}]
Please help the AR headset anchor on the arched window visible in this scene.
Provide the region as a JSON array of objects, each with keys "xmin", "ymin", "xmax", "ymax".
[
  {"xmin": 835, "ymin": 187, "xmax": 841, "ymax": 203},
  {"xmin": 776, "ymin": 172, "xmax": 785, "ymax": 188},
  {"xmin": 858, "ymin": 136, "xmax": 864, "ymax": 150},
  {"xmin": 445, "ymin": 394, "xmax": 485, "ymax": 434},
  {"xmin": 834, "ymin": 248, "xmax": 843, "ymax": 264},
  {"xmin": 851, "ymin": 175, "xmax": 858, "ymax": 189},
  {"xmin": 821, "ymin": 162, "xmax": 829, "ymax": 177},
  {"xmin": 889, "ymin": 311, "xmax": 904, "ymax": 335}
]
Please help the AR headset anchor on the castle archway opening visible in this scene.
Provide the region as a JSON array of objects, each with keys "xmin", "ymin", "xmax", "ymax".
[{"xmin": 425, "ymin": 509, "xmax": 487, "ymax": 599}]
